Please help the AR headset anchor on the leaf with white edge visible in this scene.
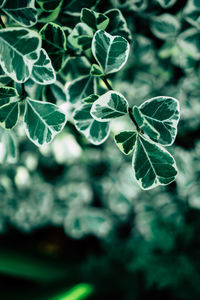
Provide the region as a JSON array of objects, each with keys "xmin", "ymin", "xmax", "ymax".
[
  {"xmin": 40, "ymin": 22, "xmax": 67, "ymax": 71},
  {"xmin": 133, "ymin": 96, "xmax": 180, "ymax": 146},
  {"xmin": 151, "ymin": 14, "xmax": 180, "ymax": 40},
  {"xmin": 0, "ymin": 75, "xmax": 13, "ymax": 86},
  {"xmin": 114, "ymin": 131, "xmax": 137, "ymax": 155},
  {"xmin": 82, "ymin": 94, "xmax": 99, "ymax": 104},
  {"xmin": 42, "ymin": 81, "xmax": 67, "ymax": 104},
  {"xmin": 64, "ymin": 0, "xmax": 99, "ymax": 16},
  {"xmin": 105, "ymin": 9, "xmax": 132, "ymax": 41},
  {"xmin": 24, "ymin": 98, "xmax": 66, "ymax": 146},
  {"xmin": 178, "ymin": 28, "xmax": 200, "ymax": 60},
  {"xmin": 0, "ymin": 127, "xmax": 17, "ymax": 163},
  {"xmin": 90, "ymin": 64, "xmax": 104, "ymax": 77},
  {"xmin": 37, "ymin": 0, "xmax": 63, "ymax": 23},
  {"xmin": 0, "ymin": 86, "xmax": 18, "ymax": 98},
  {"xmin": 81, "ymin": 8, "xmax": 109, "ymax": 31},
  {"xmin": 91, "ymin": 91, "xmax": 128, "ymax": 122},
  {"xmin": 0, "ymin": 0, "xmax": 7, "ymax": 8},
  {"xmin": 73, "ymin": 103, "xmax": 110, "ymax": 145},
  {"xmin": 0, "ymin": 28, "xmax": 41, "ymax": 83},
  {"xmin": 67, "ymin": 76, "xmax": 96, "ymax": 104},
  {"xmin": 92, "ymin": 30, "xmax": 130, "ymax": 75},
  {"xmin": 68, "ymin": 22, "xmax": 93, "ymax": 50},
  {"xmin": 1, "ymin": 0, "xmax": 37, "ymax": 27},
  {"xmin": 155, "ymin": 0, "xmax": 177, "ymax": 8},
  {"xmin": 132, "ymin": 135, "xmax": 178, "ymax": 190},
  {"xmin": 31, "ymin": 48, "xmax": 56, "ymax": 85},
  {"xmin": 0, "ymin": 100, "xmax": 19, "ymax": 129},
  {"xmin": 37, "ymin": 0, "xmax": 60, "ymax": 12}
]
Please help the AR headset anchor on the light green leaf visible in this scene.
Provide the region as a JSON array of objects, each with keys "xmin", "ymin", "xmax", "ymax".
[
  {"xmin": 0, "ymin": 86, "xmax": 18, "ymax": 98},
  {"xmin": 133, "ymin": 96, "xmax": 180, "ymax": 146},
  {"xmin": 178, "ymin": 28, "xmax": 200, "ymax": 60},
  {"xmin": 90, "ymin": 64, "xmax": 104, "ymax": 77},
  {"xmin": 105, "ymin": 9, "xmax": 132, "ymax": 41},
  {"xmin": 0, "ymin": 127, "xmax": 17, "ymax": 163},
  {"xmin": 1, "ymin": 0, "xmax": 37, "ymax": 27},
  {"xmin": 66, "ymin": 75, "xmax": 96, "ymax": 104},
  {"xmin": 31, "ymin": 48, "xmax": 56, "ymax": 85},
  {"xmin": 64, "ymin": 0, "xmax": 100, "ymax": 16},
  {"xmin": 114, "ymin": 130, "xmax": 137, "ymax": 155},
  {"xmin": 0, "ymin": 100, "xmax": 19, "ymax": 129},
  {"xmin": 73, "ymin": 103, "xmax": 110, "ymax": 145},
  {"xmin": 40, "ymin": 22, "xmax": 67, "ymax": 72},
  {"xmin": 0, "ymin": 28, "xmax": 41, "ymax": 83},
  {"xmin": 132, "ymin": 135, "xmax": 178, "ymax": 190},
  {"xmin": 155, "ymin": 0, "xmax": 177, "ymax": 8},
  {"xmin": 24, "ymin": 98, "xmax": 66, "ymax": 146},
  {"xmin": 82, "ymin": 94, "xmax": 99, "ymax": 104},
  {"xmin": 81, "ymin": 8, "xmax": 109, "ymax": 31},
  {"xmin": 91, "ymin": 91, "xmax": 128, "ymax": 122},
  {"xmin": 92, "ymin": 30, "xmax": 130, "ymax": 74},
  {"xmin": 68, "ymin": 23, "xmax": 93, "ymax": 50},
  {"xmin": 151, "ymin": 14, "xmax": 180, "ymax": 40}
]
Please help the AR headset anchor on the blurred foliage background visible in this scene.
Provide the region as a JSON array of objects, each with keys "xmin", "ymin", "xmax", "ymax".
[{"xmin": 1, "ymin": 0, "xmax": 200, "ymax": 299}]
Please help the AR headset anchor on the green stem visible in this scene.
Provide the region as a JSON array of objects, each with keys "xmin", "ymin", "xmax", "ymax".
[{"xmin": 128, "ymin": 107, "xmax": 143, "ymax": 133}]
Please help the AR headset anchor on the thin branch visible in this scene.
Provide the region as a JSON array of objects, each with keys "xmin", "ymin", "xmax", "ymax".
[{"xmin": 128, "ymin": 107, "xmax": 144, "ymax": 134}]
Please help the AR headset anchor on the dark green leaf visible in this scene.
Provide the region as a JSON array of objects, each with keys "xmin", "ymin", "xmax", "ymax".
[
  {"xmin": 0, "ymin": 86, "xmax": 18, "ymax": 99},
  {"xmin": 0, "ymin": 100, "xmax": 19, "ymax": 129},
  {"xmin": 114, "ymin": 130, "xmax": 137, "ymax": 155},
  {"xmin": 81, "ymin": 8, "xmax": 109, "ymax": 31},
  {"xmin": 90, "ymin": 64, "xmax": 104, "ymax": 77}
]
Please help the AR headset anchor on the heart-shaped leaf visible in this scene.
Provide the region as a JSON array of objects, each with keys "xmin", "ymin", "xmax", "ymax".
[{"xmin": 92, "ymin": 30, "xmax": 130, "ymax": 74}]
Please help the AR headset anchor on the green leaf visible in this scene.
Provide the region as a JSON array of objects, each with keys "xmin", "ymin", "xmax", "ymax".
[
  {"xmin": 90, "ymin": 64, "xmax": 104, "ymax": 77},
  {"xmin": 0, "ymin": 28, "xmax": 41, "ymax": 83},
  {"xmin": 64, "ymin": 0, "xmax": 100, "ymax": 16},
  {"xmin": 105, "ymin": 9, "xmax": 132, "ymax": 41},
  {"xmin": 40, "ymin": 22, "xmax": 67, "ymax": 72},
  {"xmin": 178, "ymin": 28, "xmax": 200, "ymax": 60},
  {"xmin": 91, "ymin": 91, "xmax": 128, "ymax": 122},
  {"xmin": 1, "ymin": 0, "xmax": 37, "ymax": 27},
  {"xmin": 133, "ymin": 96, "xmax": 180, "ymax": 146},
  {"xmin": 132, "ymin": 135, "xmax": 178, "ymax": 190},
  {"xmin": 0, "ymin": 100, "xmax": 19, "ymax": 129},
  {"xmin": 73, "ymin": 103, "xmax": 110, "ymax": 145},
  {"xmin": 81, "ymin": 8, "xmax": 109, "ymax": 31},
  {"xmin": 114, "ymin": 131, "xmax": 137, "ymax": 155},
  {"xmin": 155, "ymin": 0, "xmax": 177, "ymax": 8},
  {"xmin": 0, "ymin": 86, "xmax": 18, "ymax": 98},
  {"xmin": 43, "ymin": 81, "xmax": 67, "ymax": 104},
  {"xmin": 37, "ymin": 0, "xmax": 63, "ymax": 23},
  {"xmin": 37, "ymin": 0, "xmax": 60, "ymax": 12},
  {"xmin": 82, "ymin": 94, "xmax": 99, "ymax": 104},
  {"xmin": 24, "ymin": 98, "xmax": 66, "ymax": 146},
  {"xmin": 68, "ymin": 23, "xmax": 93, "ymax": 51},
  {"xmin": 0, "ymin": 127, "xmax": 17, "ymax": 163},
  {"xmin": 0, "ymin": 75, "xmax": 13, "ymax": 86},
  {"xmin": 92, "ymin": 30, "xmax": 130, "ymax": 74},
  {"xmin": 66, "ymin": 76, "xmax": 96, "ymax": 104},
  {"xmin": 151, "ymin": 14, "xmax": 180, "ymax": 40},
  {"xmin": 31, "ymin": 48, "xmax": 56, "ymax": 85}
]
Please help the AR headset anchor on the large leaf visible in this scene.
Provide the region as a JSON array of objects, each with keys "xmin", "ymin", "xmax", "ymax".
[
  {"xmin": 0, "ymin": 86, "xmax": 18, "ymax": 98},
  {"xmin": 0, "ymin": 100, "xmax": 19, "ymax": 129},
  {"xmin": 0, "ymin": 127, "xmax": 17, "ymax": 163},
  {"xmin": 31, "ymin": 48, "xmax": 56, "ymax": 85},
  {"xmin": 132, "ymin": 135, "xmax": 178, "ymax": 190},
  {"xmin": 91, "ymin": 91, "xmax": 128, "ymax": 121},
  {"xmin": 24, "ymin": 98, "xmax": 66, "ymax": 146},
  {"xmin": 92, "ymin": 30, "xmax": 130, "ymax": 74},
  {"xmin": 133, "ymin": 96, "xmax": 180, "ymax": 146},
  {"xmin": 151, "ymin": 14, "xmax": 180, "ymax": 40},
  {"xmin": 0, "ymin": 28, "xmax": 41, "ymax": 83},
  {"xmin": 81, "ymin": 8, "xmax": 109, "ymax": 31},
  {"xmin": 64, "ymin": 0, "xmax": 99, "ymax": 16},
  {"xmin": 66, "ymin": 76, "xmax": 96, "ymax": 104},
  {"xmin": 73, "ymin": 103, "xmax": 110, "ymax": 145},
  {"xmin": 114, "ymin": 130, "xmax": 137, "ymax": 155},
  {"xmin": 1, "ymin": 0, "xmax": 37, "ymax": 27},
  {"xmin": 40, "ymin": 22, "xmax": 67, "ymax": 72}
]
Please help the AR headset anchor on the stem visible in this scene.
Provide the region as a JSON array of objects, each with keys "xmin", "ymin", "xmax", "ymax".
[
  {"xmin": 102, "ymin": 77, "xmax": 113, "ymax": 91},
  {"xmin": 128, "ymin": 107, "xmax": 144, "ymax": 134},
  {"xmin": 0, "ymin": 15, "xmax": 5, "ymax": 28}
]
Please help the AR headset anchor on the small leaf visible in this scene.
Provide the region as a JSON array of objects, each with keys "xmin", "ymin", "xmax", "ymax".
[
  {"xmin": 37, "ymin": 0, "xmax": 60, "ymax": 12},
  {"xmin": 24, "ymin": 98, "xmax": 66, "ymax": 146},
  {"xmin": 64, "ymin": 0, "xmax": 99, "ymax": 16},
  {"xmin": 90, "ymin": 64, "xmax": 104, "ymax": 77},
  {"xmin": 132, "ymin": 135, "xmax": 178, "ymax": 190},
  {"xmin": 114, "ymin": 131, "xmax": 137, "ymax": 155},
  {"xmin": 82, "ymin": 94, "xmax": 99, "ymax": 104},
  {"xmin": 151, "ymin": 14, "xmax": 180, "ymax": 40},
  {"xmin": 0, "ymin": 127, "xmax": 17, "ymax": 163},
  {"xmin": 0, "ymin": 28, "xmax": 41, "ymax": 83},
  {"xmin": 68, "ymin": 22, "xmax": 93, "ymax": 50},
  {"xmin": 0, "ymin": 86, "xmax": 18, "ymax": 98},
  {"xmin": 155, "ymin": 0, "xmax": 177, "ymax": 8},
  {"xmin": 133, "ymin": 96, "xmax": 180, "ymax": 146},
  {"xmin": 91, "ymin": 91, "xmax": 128, "ymax": 122},
  {"xmin": 178, "ymin": 28, "xmax": 200, "ymax": 60},
  {"xmin": 81, "ymin": 8, "xmax": 109, "ymax": 31},
  {"xmin": 66, "ymin": 75, "xmax": 96, "ymax": 104},
  {"xmin": 73, "ymin": 103, "xmax": 110, "ymax": 145},
  {"xmin": 31, "ymin": 48, "xmax": 56, "ymax": 85},
  {"xmin": 92, "ymin": 30, "xmax": 130, "ymax": 74},
  {"xmin": 0, "ymin": 100, "xmax": 19, "ymax": 129},
  {"xmin": 1, "ymin": 0, "xmax": 37, "ymax": 27}
]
